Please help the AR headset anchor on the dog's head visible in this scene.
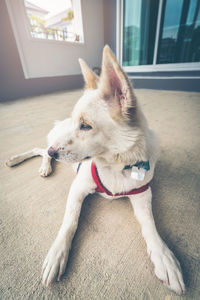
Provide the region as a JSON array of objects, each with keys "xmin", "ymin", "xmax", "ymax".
[{"xmin": 48, "ymin": 45, "xmax": 147, "ymax": 165}]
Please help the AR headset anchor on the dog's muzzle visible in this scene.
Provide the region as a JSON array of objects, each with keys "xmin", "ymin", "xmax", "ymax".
[{"xmin": 48, "ymin": 147, "xmax": 59, "ymax": 159}]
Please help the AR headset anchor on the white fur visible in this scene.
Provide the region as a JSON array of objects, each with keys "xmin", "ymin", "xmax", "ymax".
[{"xmin": 6, "ymin": 46, "xmax": 185, "ymax": 294}]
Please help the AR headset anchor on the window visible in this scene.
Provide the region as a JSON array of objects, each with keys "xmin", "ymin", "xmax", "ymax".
[
  {"xmin": 24, "ymin": 0, "xmax": 83, "ymax": 43},
  {"xmin": 6, "ymin": 0, "xmax": 104, "ymax": 79},
  {"xmin": 123, "ymin": 0, "xmax": 159, "ymax": 66},
  {"xmin": 157, "ymin": 0, "xmax": 200, "ymax": 64},
  {"xmin": 117, "ymin": 0, "xmax": 200, "ymax": 71}
]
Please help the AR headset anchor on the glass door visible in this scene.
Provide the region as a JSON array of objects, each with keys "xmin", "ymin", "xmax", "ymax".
[
  {"xmin": 123, "ymin": 0, "xmax": 159, "ymax": 66},
  {"xmin": 119, "ymin": 0, "xmax": 200, "ymax": 70},
  {"xmin": 157, "ymin": 0, "xmax": 200, "ymax": 64}
]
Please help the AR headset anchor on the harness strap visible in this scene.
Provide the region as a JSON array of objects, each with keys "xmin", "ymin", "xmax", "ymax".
[{"xmin": 91, "ymin": 161, "xmax": 150, "ymax": 197}]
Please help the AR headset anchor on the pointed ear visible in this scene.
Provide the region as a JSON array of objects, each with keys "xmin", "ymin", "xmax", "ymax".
[
  {"xmin": 79, "ymin": 58, "xmax": 99, "ymax": 89},
  {"xmin": 99, "ymin": 45, "xmax": 136, "ymax": 119}
]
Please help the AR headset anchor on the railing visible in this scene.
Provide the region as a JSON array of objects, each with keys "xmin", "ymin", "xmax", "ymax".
[{"xmin": 30, "ymin": 25, "xmax": 80, "ymax": 42}]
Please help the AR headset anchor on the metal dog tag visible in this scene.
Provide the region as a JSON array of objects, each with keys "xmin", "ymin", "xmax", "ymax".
[{"xmin": 131, "ymin": 166, "xmax": 146, "ymax": 181}]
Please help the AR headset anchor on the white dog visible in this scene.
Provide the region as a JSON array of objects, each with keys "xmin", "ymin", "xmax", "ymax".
[{"xmin": 6, "ymin": 46, "xmax": 185, "ymax": 294}]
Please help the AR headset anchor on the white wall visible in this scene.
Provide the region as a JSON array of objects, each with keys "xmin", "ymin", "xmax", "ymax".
[{"xmin": 6, "ymin": 0, "xmax": 104, "ymax": 78}]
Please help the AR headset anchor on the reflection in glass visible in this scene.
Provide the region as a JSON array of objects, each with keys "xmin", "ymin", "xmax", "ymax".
[
  {"xmin": 157, "ymin": 0, "xmax": 200, "ymax": 63},
  {"xmin": 123, "ymin": 0, "xmax": 159, "ymax": 66}
]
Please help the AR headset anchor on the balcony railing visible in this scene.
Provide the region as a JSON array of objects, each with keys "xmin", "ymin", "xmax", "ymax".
[{"xmin": 30, "ymin": 25, "xmax": 80, "ymax": 42}]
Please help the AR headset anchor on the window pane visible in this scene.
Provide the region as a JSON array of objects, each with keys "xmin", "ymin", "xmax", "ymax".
[
  {"xmin": 157, "ymin": 0, "xmax": 200, "ymax": 64},
  {"xmin": 123, "ymin": 0, "xmax": 159, "ymax": 66},
  {"xmin": 24, "ymin": 0, "xmax": 83, "ymax": 43}
]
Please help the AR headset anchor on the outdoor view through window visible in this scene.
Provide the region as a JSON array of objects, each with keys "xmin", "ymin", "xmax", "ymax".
[{"xmin": 24, "ymin": 0, "xmax": 83, "ymax": 43}]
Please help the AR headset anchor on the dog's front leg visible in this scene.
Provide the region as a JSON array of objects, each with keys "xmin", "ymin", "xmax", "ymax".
[
  {"xmin": 129, "ymin": 188, "xmax": 185, "ymax": 295},
  {"xmin": 42, "ymin": 166, "xmax": 96, "ymax": 286}
]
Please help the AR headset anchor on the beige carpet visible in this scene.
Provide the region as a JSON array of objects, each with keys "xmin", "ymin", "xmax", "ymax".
[{"xmin": 0, "ymin": 89, "xmax": 200, "ymax": 300}]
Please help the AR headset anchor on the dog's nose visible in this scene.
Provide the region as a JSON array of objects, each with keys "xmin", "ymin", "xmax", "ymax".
[{"xmin": 48, "ymin": 147, "xmax": 59, "ymax": 159}]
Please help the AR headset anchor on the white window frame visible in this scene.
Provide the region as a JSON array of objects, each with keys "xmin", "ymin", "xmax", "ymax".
[
  {"xmin": 6, "ymin": 0, "xmax": 84, "ymax": 78},
  {"xmin": 6, "ymin": 0, "xmax": 105, "ymax": 79},
  {"xmin": 116, "ymin": 0, "xmax": 200, "ymax": 73},
  {"xmin": 9, "ymin": 0, "xmax": 85, "ymax": 46}
]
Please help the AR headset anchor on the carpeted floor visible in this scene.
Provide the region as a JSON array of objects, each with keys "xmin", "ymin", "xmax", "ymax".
[{"xmin": 0, "ymin": 89, "xmax": 200, "ymax": 299}]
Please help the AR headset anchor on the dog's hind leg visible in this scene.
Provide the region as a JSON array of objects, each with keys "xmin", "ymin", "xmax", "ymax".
[
  {"xmin": 38, "ymin": 149, "xmax": 52, "ymax": 177},
  {"xmin": 6, "ymin": 148, "xmax": 52, "ymax": 177},
  {"xmin": 129, "ymin": 188, "xmax": 185, "ymax": 295},
  {"xmin": 39, "ymin": 149, "xmax": 52, "ymax": 177}
]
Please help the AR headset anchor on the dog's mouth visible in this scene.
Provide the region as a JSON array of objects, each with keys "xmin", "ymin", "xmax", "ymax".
[
  {"xmin": 83, "ymin": 156, "xmax": 91, "ymax": 161},
  {"xmin": 55, "ymin": 154, "xmax": 91, "ymax": 164}
]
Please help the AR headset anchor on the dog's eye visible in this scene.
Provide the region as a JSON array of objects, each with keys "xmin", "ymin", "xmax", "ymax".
[{"xmin": 80, "ymin": 123, "xmax": 92, "ymax": 130}]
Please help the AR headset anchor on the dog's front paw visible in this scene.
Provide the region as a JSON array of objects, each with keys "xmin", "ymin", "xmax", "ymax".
[
  {"xmin": 39, "ymin": 163, "xmax": 52, "ymax": 177},
  {"xmin": 150, "ymin": 247, "xmax": 185, "ymax": 295},
  {"xmin": 42, "ymin": 238, "xmax": 69, "ymax": 286}
]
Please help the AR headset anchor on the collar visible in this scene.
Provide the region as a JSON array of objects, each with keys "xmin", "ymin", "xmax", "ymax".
[{"xmin": 91, "ymin": 161, "xmax": 150, "ymax": 197}]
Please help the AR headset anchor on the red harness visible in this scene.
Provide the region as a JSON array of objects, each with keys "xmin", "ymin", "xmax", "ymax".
[{"xmin": 91, "ymin": 161, "xmax": 150, "ymax": 197}]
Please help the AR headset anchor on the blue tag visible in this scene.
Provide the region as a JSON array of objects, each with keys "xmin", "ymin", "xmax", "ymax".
[{"xmin": 134, "ymin": 161, "xmax": 150, "ymax": 171}]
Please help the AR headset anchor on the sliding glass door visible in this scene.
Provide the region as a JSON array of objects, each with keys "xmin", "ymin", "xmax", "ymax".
[
  {"xmin": 120, "ymin": 0, "xmax": 200, "ymax": 70},
  {"xmin": 123, "ymin": 0, "xmax": 159, "ymax": 66},
  {"xmin": 157, "ymin": 0, "xmax": 200, "ymax": 64}
]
